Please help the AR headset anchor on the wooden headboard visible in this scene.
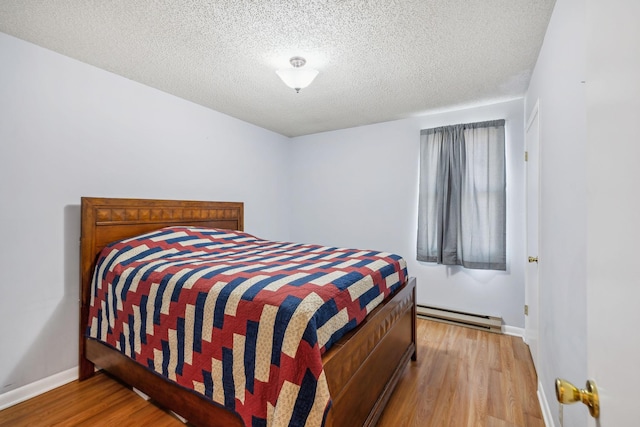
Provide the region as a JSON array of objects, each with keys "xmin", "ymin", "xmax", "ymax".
[{"xmin": 78, "ymin": 197, "xmax": 244, "ymax": 378}]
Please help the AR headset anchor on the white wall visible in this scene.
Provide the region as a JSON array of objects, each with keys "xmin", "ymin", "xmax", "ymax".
[
  {"xmin": 289, "ymin": 99, "xmax": 526, "ymax": 329},
  {"xmin": 0, "ymin": 32, "xmax": 291, "ymax": 397},
  {"xmin": 525, "ymin": 0, "xmax": 588, "ymax": 425}
]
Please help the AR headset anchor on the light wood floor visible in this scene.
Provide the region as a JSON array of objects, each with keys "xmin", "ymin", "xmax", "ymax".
[
  {"xmin": 376, "ymin": 319, "xmax": 543, "ymax": 427},
  {"xmin": 0, "ymin": 319, "xmax": 543, "ymax": 427}
]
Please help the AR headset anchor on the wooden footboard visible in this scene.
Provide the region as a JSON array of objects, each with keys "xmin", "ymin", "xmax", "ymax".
[{"xmin": 324, "ymin": 276, "xmax": 417, "ymax": 427}]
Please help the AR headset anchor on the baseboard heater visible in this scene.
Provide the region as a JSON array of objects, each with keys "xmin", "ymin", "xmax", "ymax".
[{"xmin": 416, "ymin": 304, "xmax": 503, "ymax": 334}]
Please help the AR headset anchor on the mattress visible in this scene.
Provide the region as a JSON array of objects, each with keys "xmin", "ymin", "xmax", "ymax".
[{"xmin": 87, "ymin": 226, "xmax": 408, "ymax": 426}]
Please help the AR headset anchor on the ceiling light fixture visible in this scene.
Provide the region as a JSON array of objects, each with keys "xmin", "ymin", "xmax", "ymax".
[{"xmin": 276, "ymin": 57, "xmax": 319, "ymax": 93}]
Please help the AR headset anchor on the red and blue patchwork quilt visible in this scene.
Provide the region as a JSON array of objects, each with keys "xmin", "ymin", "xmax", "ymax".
[{"xmin": 87, "ymin": 226, "xmax": 407, "ymax": 426}]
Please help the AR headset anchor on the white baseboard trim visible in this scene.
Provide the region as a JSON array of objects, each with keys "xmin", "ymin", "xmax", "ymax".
[
  {"xmin": 0, "ymin": 367, "xmax": 77, "ymax": 411},
  {"xmin": 502, "ymin": 325, "xmax": 525, "ymax": 338},
  {"xmin": 538, "ymin": 379, "xmax": 555, "ymax": 427}
]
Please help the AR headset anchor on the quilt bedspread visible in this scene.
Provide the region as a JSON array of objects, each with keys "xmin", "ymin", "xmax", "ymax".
[{"xmin": 87, "ymin": 226, "xmax": 407, "ymax": 427}]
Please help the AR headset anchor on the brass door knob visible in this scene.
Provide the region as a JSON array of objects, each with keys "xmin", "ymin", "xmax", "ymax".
[
  {"xmin": 528, "ymin": 256, "xmax": 539, "ymax": 263},
  {"xmin": 555, "ymin": 378, "xmax": 599, "ymax": 418}
]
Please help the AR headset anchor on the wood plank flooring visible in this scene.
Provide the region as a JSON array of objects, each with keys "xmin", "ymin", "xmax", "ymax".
[
  {"xmin": 376, "ymin": 319, "xmax": 543, "ymax": 427},
  {"xmin": 0, "ymin": 319, "xmax": 543, "ymax": 426}
]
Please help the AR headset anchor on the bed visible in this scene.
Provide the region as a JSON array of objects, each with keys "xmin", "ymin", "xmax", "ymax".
[{"xmin": 79, "ymin": 197, "xmax": 416, "ymax": 426}]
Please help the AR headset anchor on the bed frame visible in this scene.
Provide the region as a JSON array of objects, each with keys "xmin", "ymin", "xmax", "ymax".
[{"xmin": 79, "ymin": 197, "xmax": 417, "ymax": 426}]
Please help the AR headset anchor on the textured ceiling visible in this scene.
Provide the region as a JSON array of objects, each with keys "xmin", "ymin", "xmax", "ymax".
[{"xmin": 0, "ymin": 1, "xmax": 555, "ymax": 137}]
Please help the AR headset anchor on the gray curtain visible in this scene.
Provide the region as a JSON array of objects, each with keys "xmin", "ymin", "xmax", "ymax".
[{"xmin": 417, "ymin": 119, "xmax": 506, "ymax": 270}]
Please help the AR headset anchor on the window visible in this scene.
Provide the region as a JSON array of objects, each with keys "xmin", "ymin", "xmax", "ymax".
[{"xmin": 417, "ymin": 119, "xmax": 506, "ymax": 270}]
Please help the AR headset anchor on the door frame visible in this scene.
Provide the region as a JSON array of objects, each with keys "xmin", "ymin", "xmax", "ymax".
[{"xmin": 525, "ymin": 99, "xmax": 541, "ymax": 373}]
